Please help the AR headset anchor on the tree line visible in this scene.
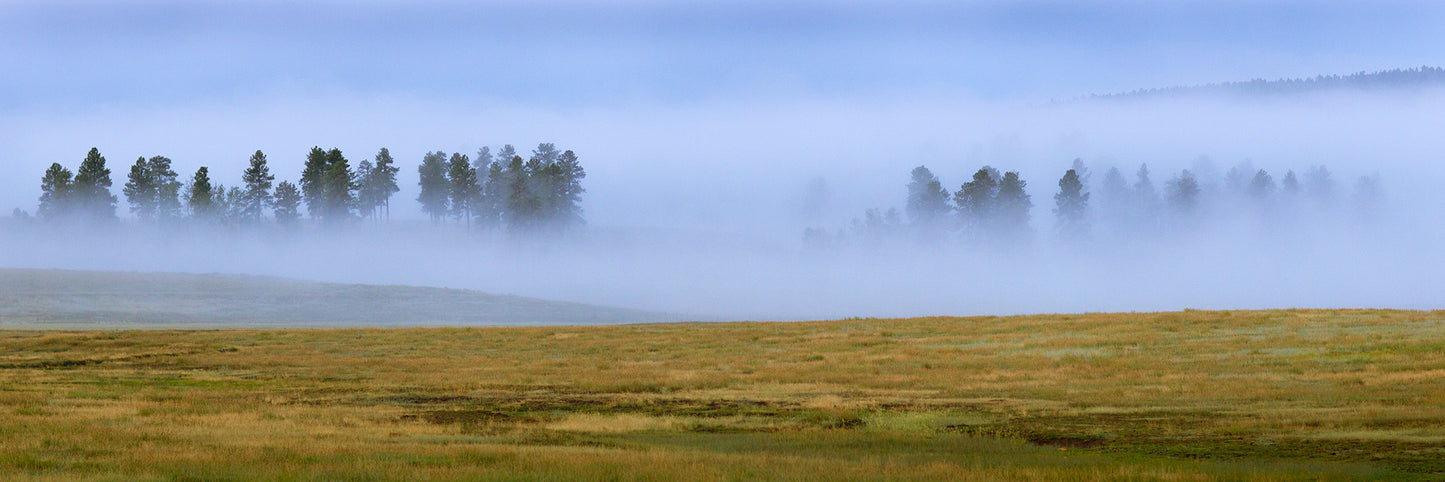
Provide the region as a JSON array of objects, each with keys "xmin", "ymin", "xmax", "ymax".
[
  {"xmin": 1092, "ymin": 66, "xmax": 1445, "ymax": 101},
  {"xmin": 416, "ymin": 143, "xmax": 585, "ymax": 233},
  {"xmin": 23, "ymin": 143, "xmax": 584, "ymax": 233},
  {"xmin": 811, "ymin": 158, "xmax": 1383, "ymax": 247}
]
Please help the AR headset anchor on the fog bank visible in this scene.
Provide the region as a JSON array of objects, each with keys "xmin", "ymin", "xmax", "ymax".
[{"xmin": 3, "ymin": 89, "xmax": 1444, "ymax": 321}]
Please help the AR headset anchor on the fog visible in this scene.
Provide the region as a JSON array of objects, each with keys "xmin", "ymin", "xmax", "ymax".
[
  {"xmin": 3, "ymin": 1, "xmax": 1445, "ymax": 321},
  {"xmin": 4, "ymin": 89, "xmax": 1444, "ymax": 320}
]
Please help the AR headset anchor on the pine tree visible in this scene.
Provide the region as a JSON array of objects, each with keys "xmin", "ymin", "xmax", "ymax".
[
  {"xmin": 905, "ymin": 165, "xmax": 950, "ymax": 229},
  {"xmin": 187, "ymin": 167, "xmax": 216, "ymax": 220},
  {"xmin": 473, "ymin": 146, "xmax": 501, "ymax": 228},
  {"xmin": 1166, "ymin": 169, "xmax": 1201, "ymax": 217},
  {"xmin": 479, "ymin": 157, "xmax": 507, "ymax": 229},
  {"xmin": 147, "ymin": 156, "xmax": 183, "ymax": 223},
  {"xmin": 532, "ymin": 143, "xmax": 560, "ymax": 165},
  {"xmin": 994, "ymin": 171, "xmax": 1032, "ymax": 239},
  {"xmin": 537, "ymin": 162, "xmax": 566, "ymax": 226},
  {"xmin": 213, "ymin": 184, "xmax": 230, "ymax": 224},
  {"xmin": 1053, "ymin": 168, "xmax": 1089, "ymax": 238},
  {"xmin": 416, "ymin": 151, "xmax": 450, "ymax": 223},
  {"xmin": 273, "ymin": 181, "xmax": 302, "ymax": 226},
  {"xmin": 299, "ymin": 147, "xmax": 328, "ymax": 219},
  {"xmin": 494, "ymin": 145, "xmax": 518, "ymax": 170},
  {"xmin": 320, "ymin": 148, "xmax": 355, "ymax": 224},
  {"xmin": 1128, "ymin": 163, "xmax": 1162, "ymax": 231},
  {"xmin": 1070, "ymin": 158, "xmax": 1091, "ymax": 188},
  {"xmin": 489, "ymin": 145, "xmax": 520, "ymax": 228},
  {"xmin": 123, "ymin": 157, "xmax": 158, "ymax": 221},
  {"xmin": 240, "ymin": 150, "xmax": 275, "ymax": 224},
  {"xmin": 522, "ymin": 151, "xmax": 548, "ymax": 219},
  {"xmin": 38, "ymin": 163, "xmax": 74, "ymax": 221},
  {"xmin": 225, "ymin": 185, "xmax": 246, "ymax": 225},
  {"xmin": 954, "ymin": 167, "xmax": 999, "ymax": 234},
  {"xmin": 851, "ymin": 207, "xmax": 903, "ymax": 244},
  {"xmin": 504, "ymin": 154, "xmax": 540, "ymax": 231},
  {"xmin": 1100, "ymin": 167, "xmax": 1128, "ymax": 202},
  {"xmin": 73, "ymin": 148, "xmax": 117, "ymax": 222},
  {"xmin": 1225, "ymin": 161, "xmax": 1255, "ymax": 196},
  {"xmin": 552, "ymin": 149, "xmax": 586, "ymax": 226},
  {"xmin": 1134, "ymin": 164, "xmax": 1157, "ymax": 202},
  {"xmin": 474, "ymin": 147, "xmax": 494, "ymax": 173},
  {"xmin": 1281, "ymin": 170, "xmax": 1300, "ymax": 196},
  {"xmin": 447, "ymin": 153, "xmax": 479, "ymax": 227},
  {"xmin": 1249, "ymin": 169, "xmax": 1276, "ymax": 200},
  {"xmin": 355, "ymin": 160, "xmax": 376, "ymax": 221},
  {"xmin": 366, "ymin": 148, "xmax": 400, "ymax": 221}
]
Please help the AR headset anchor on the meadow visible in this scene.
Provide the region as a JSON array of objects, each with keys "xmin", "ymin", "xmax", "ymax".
[
  {"xmin": 0, "ymin": 269, "xmax": 681, "ymax": 328},
  {"xmin": 2, "ymin": 309, "xmax": 1444, "ymax": 480}
]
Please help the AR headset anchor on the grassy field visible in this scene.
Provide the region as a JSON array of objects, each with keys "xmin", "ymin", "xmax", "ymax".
[
  {"xmin": 3, "ymin": 309, "xmax": 1445, "ymax": 480},
  {"xmin": 0, "ymin": 268, "xmax": 683, "ymax": 328}
]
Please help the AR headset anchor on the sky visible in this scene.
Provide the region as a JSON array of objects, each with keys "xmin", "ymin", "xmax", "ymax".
[
  {"xmin": 4, "ymin": 0, "xmax": 1445, "ymax": 222},
  {"xmin": 4, "ymin": 1, "xmax": 1444, "ymax": 110},
  {"xmin": 3, "ymin": 0, "xmax": 1445, "ymax": 319}
]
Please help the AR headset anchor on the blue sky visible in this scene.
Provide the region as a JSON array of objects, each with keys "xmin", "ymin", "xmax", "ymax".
[{"xmin": 4, "ymin": 0, "xmax": 1443, "ymax": 111}]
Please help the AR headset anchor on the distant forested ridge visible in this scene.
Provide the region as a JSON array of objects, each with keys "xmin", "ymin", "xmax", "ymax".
[
  {"xmin": 13, "ymin": 143, "xmax": 584, "ymax": 235},
  {"xmin": 1088, "ymin": 66, "xmax": 1445, "ymax": 100}
]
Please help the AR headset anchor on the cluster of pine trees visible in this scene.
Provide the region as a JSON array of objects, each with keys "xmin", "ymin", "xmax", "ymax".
[
  {"xmin": 33, "ymin": 147, "xmax": 400, "ymax": 228},
  {"xmin": 24, "ymin": 143, "xmax": 585, "ymax": 233},
  {"xmin": 416, "ymin": 143, "xmax": 586, "ymax": 233},
  {"xmin": 812, "ymin": 158, "xmax": 1382, "ymax": 247}
]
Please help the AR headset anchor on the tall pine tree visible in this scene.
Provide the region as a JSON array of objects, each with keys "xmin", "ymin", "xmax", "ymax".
[
  {"xmin": 416, "ymin": 151, "xmax": 450, "ymax": 223},
  {"xmin": 241, "ymin": 150, "xmax": 275, "ymax": 223},
  {"xmin": 954, "ymin": 167, "xmax": 999, "ymax": 235},
  {"xmin": 73, "ymin": 148, "xmax": 117, "ymax": 222},
  {"xmin": 148, "ymin": 156, "xmax": 182, "ymax": 223},
  {"xmin": 905, "ymin": 165, "xmax": 950, "ymax": 229},
  {"xmin": 371, "ymin": 148, "xmax": 400, "ymax": 221},
  {"xmin": 38, "ymin": 163, "xmax": 74, "ymax": 221},
  {"xmin": 355, "ymin": 159, "xmax": 376, "ymax": 221},
  {"xmin": 1166, "ymin": 169, "xmax": 1201, "ymax": 218},
  {"xmin": 447, "ymin": 153, "xmax": 479, "ymax": 227},
  {"xmin": 319, "ymin": 148, "xmax": 355, "ymax": 224},
  {"xmin": 123, "ymin": 156, "xmax": 158, "ymax": 221},
  {"xmin": 1054, "ymin": 168, "xmax": 1089, "ymax": 239},
  {"xmin": 187, "ymin": 167, "xmax": 217, "ymax": 221},
  {"xmin": 995, "ymin": 171, "xmax": 1032, "ymax": 240},
  {"xmin": 504, "ymin": 154, "xmax": 540, "ymax": 231},
  {"xmin": 552, "ymin": 149, "xmax": 586, "ymax": 227},
  {"xmin": 299, "ymin": 147, "xmax": 328, "ymax": 219},
  {"xmin": 273, "ymin": 180, "xmax": 302, "ymax": 226}
]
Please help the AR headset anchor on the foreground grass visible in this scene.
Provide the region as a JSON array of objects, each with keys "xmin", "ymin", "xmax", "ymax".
[{"xmin": 2, "ymin": 309, "xmax": 1443, "ymax": 480}]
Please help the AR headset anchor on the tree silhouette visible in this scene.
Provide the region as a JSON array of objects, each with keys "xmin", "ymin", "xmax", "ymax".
[
  {"xmin": 905, "ymin": 165, "xmax": 951, "ymax": 230},
  {"xmin": 73, "ymin": 148, "xmax": 117, "ymax": 222},
  {"xmin": 1053, "ymin": 168, "xmax": 1089, "ymax": 239},
  {"xmin": 995, "ymin": 171, "xmax": 1032, "ymax": 240},
  {"xmin": 38, "ymin": 163, "xmax": 74, "ymax": 221},
  {"xmin": 416, "ymin": 151, "xmax": 450, "ymax": 223},
  {"xmin": 187, "ymin": 167, "xmax": 217, "ymax": 221},
  {"xmin": 240, "ymin": 150, "xmax": 275, "ymax": 224},
  {"xmin": 273, "ymin": 180, "xmax": 302, "ymax": 226},
  {"xmin": 447, "ymin": 153, "xmax": 479, "ymax": 227}
]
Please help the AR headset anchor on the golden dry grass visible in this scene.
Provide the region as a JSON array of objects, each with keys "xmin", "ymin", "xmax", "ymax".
[{"xmin": 2, "ymin": 309, "xmax": 1442, "ymax": 480}]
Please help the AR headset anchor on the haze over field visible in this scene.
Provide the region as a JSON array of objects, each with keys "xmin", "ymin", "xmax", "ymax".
[
  {"xmin": 3, "ymin": 1, "xmax": 1445, "ymax": 320},
  {"xmin": 0, "ymin": 268, "xmax": 685, "ymax": 328}
]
